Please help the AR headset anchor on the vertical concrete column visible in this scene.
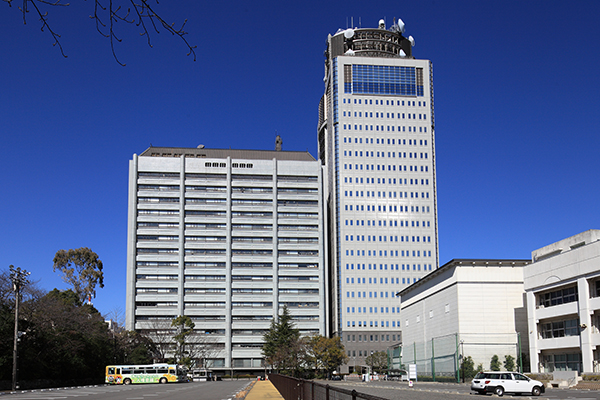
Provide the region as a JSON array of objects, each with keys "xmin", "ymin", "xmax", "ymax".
[
  {"xmin": 578, "ymin": 277, "xmax": 593, "ymax": 372},
  {"xmin": 525, "ymin": 291, "xmax": 539, "ymax": 372},
  {"xmin": 317, "ymin": 165, "xmax": 327, "ymax": 335},
  {"xmin": 225, "ymin": 157, "xmax": 233, "ymax": 368},
  {"xmin": 178, "ymin": 155, "xmax": 185, "ymax": 317},
  {"xmin": 125, "ymin": 155, "xmax": 138, "ymax": 331},
  {"xmin": 272, "ymin": 158, "xmax": 279, "ymax": 316}
]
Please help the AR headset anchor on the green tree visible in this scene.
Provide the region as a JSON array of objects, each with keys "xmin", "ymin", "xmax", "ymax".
[
  {"xmin": 114, "ymin": 330, "xmax": 157, "ymax": 365},
  {"xmin": 460, "ymin": 356, "xmax": 478, "ymax": 380},
  {"xmin": 53, "ymin": 248, "xmax": 104, "ymax": 305},
  {"xmin": 172, "ymin": 315, "xmax": 195, "ymax": 366},
  {"xmin": 365, "ymin": 351, "xmax": 388, "ymax": 374},
  {"xmin": 504, "ymin": 355, "xmax": 515, "ymax": 372},
  {"xmin": 305, "ymin": 335, "xmax": 348, "ymax": 378},
  {"xmin": 262, "ymin": 306, "xmax": 302, "ymax": 375},
  {"xmin": 490, "ymin": 354, "xmax": 501, "ymax": 371}
]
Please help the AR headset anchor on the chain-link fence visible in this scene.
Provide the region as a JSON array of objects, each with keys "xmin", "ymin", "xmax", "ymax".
[{"xmin": 401, "ymin": 333, "xmax": 521, "ymax": 382}]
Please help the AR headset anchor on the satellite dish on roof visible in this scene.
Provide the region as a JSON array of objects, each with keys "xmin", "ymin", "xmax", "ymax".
[
  {"xmin": 197, "ymin": 144, "xmax": 205, "ymax": 149},
  {"xmin": 379, "ymin": 19, "xmax": 385, "ymax": 29},
  {"xmin": 408, "ymin": 35, "xmax": 415, "ymax": 46},
  {"xmin": 344, "ymin": 29, "xmax": 355, "ymax": 39},
  {"xmin": 397, "ymin": 18, "xmax": 405, "ymax": 33},
  {"xmin": 399, "ymin": 49, "xmax": 406, "ymax": 57}
]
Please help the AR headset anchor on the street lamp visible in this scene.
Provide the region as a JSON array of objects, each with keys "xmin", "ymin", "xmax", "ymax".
[
  {"xmin": 10, "ymin": 265, "xmax": 30, "ymax": 392},
  {"xmin": 460, "ymin": 340, "xmax": 465, "ymax": 383},
  {"xmin": 370, "ymin": 351, "xmax": 374, "ymax": 381}
]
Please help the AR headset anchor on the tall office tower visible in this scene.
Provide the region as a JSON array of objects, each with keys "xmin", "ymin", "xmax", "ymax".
[
  {"xmin": 126, "ymin": 144, "xmax": 326, "ymax": 372},
  {"xmin": 318, "ymin": 19, "xmax": 439, "ymax": 372}
]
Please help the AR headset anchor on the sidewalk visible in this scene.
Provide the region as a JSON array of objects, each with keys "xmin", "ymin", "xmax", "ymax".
[{"xmin": 244, "ymin": 380, "xmax": 284, "ymax": 399}]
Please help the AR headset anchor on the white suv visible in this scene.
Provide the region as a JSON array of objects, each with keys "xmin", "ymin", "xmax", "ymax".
[{"xmin": 470, "ymin": 371, "xmax": 545, "ymax": 396}]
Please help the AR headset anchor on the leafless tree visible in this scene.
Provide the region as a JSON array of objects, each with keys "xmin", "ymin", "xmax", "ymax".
[
  {"xmin": 187, "ymin": 332, "xmax": 222, "ymax": 368},
  {"xmin": 3, "ymin": 0, "xmax": 196, "ymax": 66},
  {"xmin": 140, "ymin": 318, "xmax": 175, "ymax": 362}
]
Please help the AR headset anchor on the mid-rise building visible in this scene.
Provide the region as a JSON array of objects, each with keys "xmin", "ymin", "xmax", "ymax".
[
  {"xmin": 318, "ymin": 19, "xmax": 439, "ymax": 372},
  {"xmin": 125, "ymin": 144, "xmax": 327, "ymax": 372},
  {"xmin": 398, "ymin": 259, "xmax": 530, "ymax": 377},
  {"xmin": 525, "ymin": 229, "xmax": 600, "ymax": 374}
]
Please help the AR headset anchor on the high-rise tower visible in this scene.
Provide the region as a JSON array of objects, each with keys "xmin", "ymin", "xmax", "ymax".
[{"xmin": 318, "ymin": 18, "xmax": 439, "ymax": 372}]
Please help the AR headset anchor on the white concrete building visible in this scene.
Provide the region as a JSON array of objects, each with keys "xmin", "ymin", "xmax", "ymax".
[
  {"xmin": 398, "ymin": 259, "xmax": 530, "ymax": 376},
  {"xmin": 125, "ymin": 145, "xmax": 327, "ymax": 372},
  {"xmin": 318, "ymin": 18, "xmax": 439, "ymax": 372},
  {"xmin": 525, "ymin": 229, "xmax": 600, "ymax": 374}
]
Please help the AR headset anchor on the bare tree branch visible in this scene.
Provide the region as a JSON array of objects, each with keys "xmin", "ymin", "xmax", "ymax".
[{"xmin": 4, "ymin": 0, "xmax": 197, "ymax": 66}]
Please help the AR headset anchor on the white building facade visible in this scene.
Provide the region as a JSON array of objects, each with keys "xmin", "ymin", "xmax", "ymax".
[
  {"xmin": 125, "ymin": 146, "xmax": 327, "ymax": 371},
  {"xmin": 525, "ymin": 229, "xmax": 600, "ymax": 374},
  {"xmin": 318, "ymin": 19, "xmax": 439, "ymax": 371},
  {"xmin": 398, "ymin": 259, "xmax": 530, "ymax": 377}
]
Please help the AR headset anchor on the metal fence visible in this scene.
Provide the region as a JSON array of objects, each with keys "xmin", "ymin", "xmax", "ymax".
[
  {"xmin": 401, "ymin": 332, "xmax": 521, "ymax": 381},
  {"xmin": 269, "ymin": 374, "xmax": 389, "ymax": 400}
]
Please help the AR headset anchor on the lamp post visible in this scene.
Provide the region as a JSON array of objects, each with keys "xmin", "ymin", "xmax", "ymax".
[
  {"xmin": 10, "ymin": 265, "xmax": 30, "ymax": 392},
  {"xmin": 370, "ymin": 351, "xmax": 374, "ymax": 381},
  {"xmin": 460, "ymin": 340, "xmax": 465, "ymax": 383}
]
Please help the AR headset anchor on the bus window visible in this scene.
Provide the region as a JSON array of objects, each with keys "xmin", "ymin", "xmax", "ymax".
[
  {"xmin": 108, "ymin": 367, "xmax": 116, "ymax": 375},
  {"xmin": 169, "ymin": 369, "xmax": 175, "ymax": 375},
  {"xmin": 116, "ymin": 368, "xmax": 121, "ymax": 374},
  {"xmin": 158, "ymin": 368, "xmax": 168, "ymax": 374}
]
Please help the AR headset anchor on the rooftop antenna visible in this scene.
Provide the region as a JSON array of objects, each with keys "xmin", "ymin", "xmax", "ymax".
[
  {"xmin": 351, "ymin": 17, "xmax": 354, "ymax": 29},
  {"xmin": 359, "ymin": 17, "xmax": 362, "ymax": 28},
  {"xmin": 346, "ymin": 17, "xmax": 348, "ymax": 29}
]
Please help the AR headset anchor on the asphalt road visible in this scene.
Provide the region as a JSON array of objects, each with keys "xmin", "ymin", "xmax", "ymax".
[
  {"xmin": 2, "ymin": 381, "xmax": 252, "ymax": 400},
  {"xmin": 329, "ymin": 380, "xmax": 600, "ymax": 400}
]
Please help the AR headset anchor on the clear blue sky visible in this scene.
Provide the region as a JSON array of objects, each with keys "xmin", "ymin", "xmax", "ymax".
[{"xmin": 1, "ymin": 0, "xmax": 598, "ymax": 317}]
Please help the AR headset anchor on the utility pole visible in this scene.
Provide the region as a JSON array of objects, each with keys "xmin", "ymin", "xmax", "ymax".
[{"xmin": 10, "ymin": 265, "xmax": 30, "ymax": 392}]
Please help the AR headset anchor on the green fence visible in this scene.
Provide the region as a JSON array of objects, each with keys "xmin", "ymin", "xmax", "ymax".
[{"xmin": 401, "ymin": 333, "xmax": 521, "ymax": 382}]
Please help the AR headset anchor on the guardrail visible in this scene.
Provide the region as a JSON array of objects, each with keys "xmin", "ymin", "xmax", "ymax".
[{"xmin": 268, "ymin": 374, "xmax": 389, "ymax": 400}]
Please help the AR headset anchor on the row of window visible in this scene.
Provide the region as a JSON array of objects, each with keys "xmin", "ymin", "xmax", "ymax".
[
  {"xmin": 346, "ymin": 320, "xmax": 399, "ymax": 328},
  {"xmin": 342, "ymin": 98, "xmax": 426, "ymax": 107},
  {"xmin": 346, "ymin": 275, "xmax": 427, "ymax": 285},
  {"xmin": 136, "ymin": 262, "xmax": 318, "ymax": 269},
  {"xmin": 343, "ymin": 160, "xmax": 429, "ymax": 172},
  {"xmin": 346, "ymin": 306, "xmax": 400, "ymax": 314},
  {"xmin": 343, "ymin": 190, "xmax": 432, "ymax": 201},
  {"xmin": 343, "ymin": 124, "xmax": 427, "ymax": 133},
  {"xmin": 344, "ymin": 235, "xmax": 433, "ymax": 244},
  {"xmin": 343, "ymin": 111, "xmax": 427, "ymax": 120},
  {"xmin": 344, "ymin": 333, "xmax": 400, "ymax": 343},
  {"xmin": 346, "ymin": 219, "xmax": 431, "ymax": 227},
  {"xmin": 138, "ymin": 172, "xmax": 317, "ymax": 181},
  {"xmin": 344, "ymin": 263, "xmax": 433, "ymax": 271}
]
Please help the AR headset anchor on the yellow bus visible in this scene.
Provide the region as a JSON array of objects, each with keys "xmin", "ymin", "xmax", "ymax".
[{"xmin": 105, "ymin": 364, "xmax": 186, "ymax": 385}]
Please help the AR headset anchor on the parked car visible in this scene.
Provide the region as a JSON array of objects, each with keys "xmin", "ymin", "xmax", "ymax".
[{"xmin": 471, "ymin": 371, "xmax": 545, "ymax": 396}]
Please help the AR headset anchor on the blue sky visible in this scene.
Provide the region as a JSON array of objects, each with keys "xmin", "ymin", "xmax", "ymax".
[{"xmin": 1, "ymin": 0, "xmax": 598, "ymax": 318}]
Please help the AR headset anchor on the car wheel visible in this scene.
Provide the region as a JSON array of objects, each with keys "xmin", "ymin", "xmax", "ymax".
[
  {"xmin": 123, "ymin": 378, "xmax": 132, "ymax": 385},
  {"xmin": 531, "ymin": 386, "xmax": 541, "ymax": 396},
  {"xmin": 159, "ymin": 377, "xmax": 168, "ymax": 384},
  {"xmin": 494, "ymin": 386, "xmax": 504, "ymax": 396}
]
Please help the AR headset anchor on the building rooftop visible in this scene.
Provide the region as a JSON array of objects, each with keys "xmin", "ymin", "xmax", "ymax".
[
  {"xmin": 531, "ymin": 229, "xmax": 600, "ymax": 262},
  {"xmin": 396, "ymin": 258, "xmax": 531, "ymax": 298},
  {"xmin": 139, "ymin": 146, "xmax": 316, "ymax": 162}
]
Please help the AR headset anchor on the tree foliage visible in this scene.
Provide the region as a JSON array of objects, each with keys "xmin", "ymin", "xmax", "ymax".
[
  {"xmin": 305, "ymin": 335, "xmax": 348, "ymax": 378},
  {"xmin": 263, "ymin": 306, "xmax": 303, "ymax": 375},
  {"xmin": 53, "ymin": 247, "xmax": 104, "ymax": 305},
  {"xmin": 4, "ymin": 0, "xmax": 196, "ymax": 65},
  {"xmin": 504, "ymin": 354, "xmax": 515, "ymax": 372},
  {"xmin": 490, "ymin": 354, "xmax": 501, "ymax": 371},
  {"xmin": 460, "ymin": 355, "xmax": 478, "ymax": 380},
  {"xmin": 171, "ymin": 315, "xmax": 195, "ymax": 366},
  {"xmin": 364, "ymin": 351, "xmax": 388, "ymax": 374}
]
